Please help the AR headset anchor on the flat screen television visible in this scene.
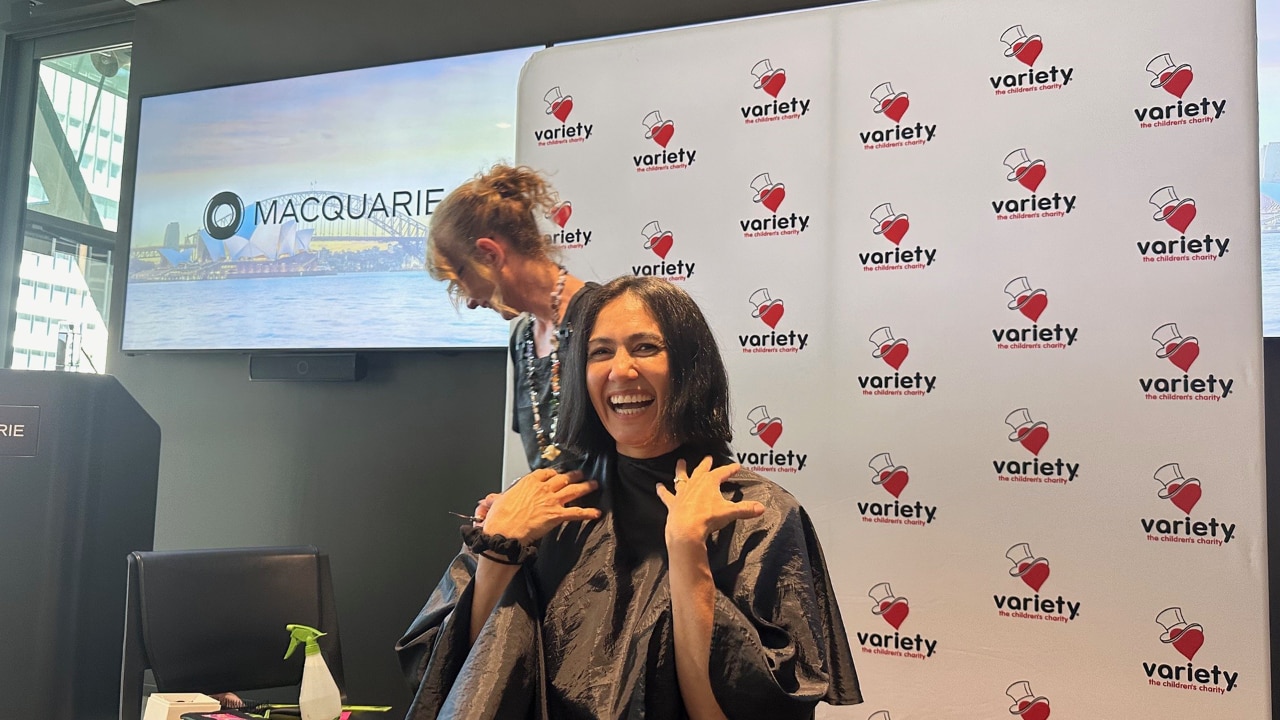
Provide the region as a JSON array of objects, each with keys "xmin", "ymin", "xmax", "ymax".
[
  {"xmin": 1258, "ymin": 0, "xmax": 1279, "ymax": 333},
  {"xmin": 121, "ymin": 47, "xmax": 537, "ymax": 351}
]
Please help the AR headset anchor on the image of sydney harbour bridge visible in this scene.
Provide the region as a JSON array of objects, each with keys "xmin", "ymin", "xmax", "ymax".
[{"xmin": 130, "ymin": 189, "xmax": 432, "ymax": 282}]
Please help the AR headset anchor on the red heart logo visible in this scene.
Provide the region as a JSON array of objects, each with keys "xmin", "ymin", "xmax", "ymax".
[
  {"xmin": 1166, "ymin": 341, "xmax": 1199, "ymax": 372},
  {"xmin": 761, "ymin": 186, "xmax": 786, "ymax": 213},
  {"xmin": 1160, "ymin": 67, "xmax": 1194, "ymax": 99},
  {"xmin": 550, "ymin": 203, "xmax": 572, "ymax": 228},
  {"xmin": 1163, "ymin": 203, "xmax": 1197, "ymax": 234},
  {"xmin": 879, "ymin": 600, "xmax": 909, "ymax": 630},
  {"xmin": 1013, "ymin": 38, "xmax": 1044, "ymax": 67},
  {"xmin": 758, "ymin": 301, "xmax": 784, "ymax": 329},
  {"xmin": 881, "ymin": 95, "xmax": 910, "ymax": 123},
  {"xmin": 1017, "ymin": 163, "xmax": 1047, "ymax": 192},
  {"xmin": 650, "ymin": 121, "xmax": 675, "ymax": 148},
  {"xmin": 1018, "ymin": 292, "xmax": 1048, "ymax": 322},
  {"xmin": 881, "ymin": 217, "xmax": 909, "ymax": 245},
  {"xmin": 1167, "ymin": 482, "xmax": 1202, "ymax": 514},
  {"xmin": 880, "ymin": 342, "xmax": 909, "ymax": 371},
  {"xmin": 648, "ymin": 232, "xmax": 673, "ymax": 259},
  {"xmin": 1172, "ymin": 627, "xmax": 1205, "ymax": 661},
  {"xmin": 1018, "ymin": 699, "xmax": 1051, "ymax": 720},
  {"xmin": 756, "ymin": 420, "xmax": 783, "ymax": 448},
  {"xmin": 1018, "ymin": 561, "xmax": 1050, "ymax": 592},
  {"xmin": 551, "ymin": 98, "xmax": 573, "ymax": 123},
  {"xmin": 1017, "ymin": 425, "xmax": 1050, "ymax": 456},
  {"xmin": 879, "ymin": 468, "xmax": 909, "ymax": 498},
  {"xmin": 761, "ymin": 70, "xmax": 786, "ymax": 98}
]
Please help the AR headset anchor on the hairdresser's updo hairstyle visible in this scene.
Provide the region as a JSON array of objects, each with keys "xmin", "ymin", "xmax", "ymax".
[{"xmin": 427, "ymin": 165, "xmax": 562, "ymax": 295}]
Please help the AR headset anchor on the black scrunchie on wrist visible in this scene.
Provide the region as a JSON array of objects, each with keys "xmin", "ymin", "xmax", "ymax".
[{"xmin": 460, "ymin": 525, "xmax": 538, "ymax": 565}]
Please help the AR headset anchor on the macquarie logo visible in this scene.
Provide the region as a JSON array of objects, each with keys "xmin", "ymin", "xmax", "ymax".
[
  {"xmin": 634, "ymin": 110, "xmax": 697, "ymax": 172},
  {"xmin": 740, "ymin": 173, "xmax": 811, "ymax": 237},
  {"xmin": 738, "ymin": 288, "xmax": 811, "ymax": 355},
  {"xmin": 1142, "ymin": 463, "xmax": 1236, "ymax": 548},
  {"xmin": 858, "ymin": 453, "xmax": 938, "ymax": 528},
  {"xmin": 858, "ymin": 326, "xmax": 937, "ymax": 397},
  {"xmin": 994, "ymin": 543, "xmax": 1082, "ymax": 623},
  {"xmin": 992, "ymin": 149, "xmax": 1078, "ymax": 221},
  {"xmin": 857, "ymin": 583, "xmax": 938, "ymax": 661},
  {"xmin": 1005, "ymin": 681, "xmax": 1052, "ymax": 720},
  {"xmin": 859, "ymin": 202, "xmax": 937, "ymax": 272},
  {"xmin": 741, "ymin": 58, "xmax": 812, "ymax": 125},
  {"xmin": 735, "ymin": 405, "xmax": 807, "ymax": 473},
  {"xmin": 1135, "ymin": 53, "xmax": 1228, "ymax": 129},
  {"xmin": 990, "ymin": 25, "xmax": 1075, "ymax": 96},
  {"xmin": 631, "ymin": 221, "xmax": 694, "ymax": 282},
  {"xmin": 1141, "ymin": 323, "xmax": 1234, "ymax": 401},
  {"xmin": 205, "ymin": 187, "xmax": 444, "ymax": 242},
  {"xmin": 544, "ymin": 200, "xmax": 592, "ymax": 249},
  {"xmin": 533, "ymin": 87, "xmax": 593, "ymax": 146},
  {"xmin": 993, "ymin": 277, "xmax": 1079, "ymax": 350},
  {"xmin": 1139, "ymin": 186, "xmax": 1230, "ymax": 263},
  {"xmin": 996, "ymin": 409, "xmax": 1080, "ymax": 485},
  {"xmin": 859, "ymin": 82, "xmax": 937, "ymax": 150},
  {"xmin": 1145, "ymin": 607, "xmax": 1238, "ymax": 694}
]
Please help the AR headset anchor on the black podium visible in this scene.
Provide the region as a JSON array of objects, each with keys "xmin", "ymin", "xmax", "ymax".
[{"xmin": 0, "ymin": 370, "xmax": 160, "ymax": 720}]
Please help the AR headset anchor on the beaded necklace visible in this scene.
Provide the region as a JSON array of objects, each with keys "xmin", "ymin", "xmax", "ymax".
[{"xmin": 523, "ymin": 265, "xmax": 567, "ymax": 462}]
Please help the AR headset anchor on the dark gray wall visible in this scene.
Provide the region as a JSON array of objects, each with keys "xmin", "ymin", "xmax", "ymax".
[{"xmin": 107, "ymin": 0, "xmax": 855, "ymax": 715}]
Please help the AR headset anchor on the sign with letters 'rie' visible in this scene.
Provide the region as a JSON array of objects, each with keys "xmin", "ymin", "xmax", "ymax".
[{"xmin": 0, "ymin": 405, "xmax": 40, "ymax": 457}]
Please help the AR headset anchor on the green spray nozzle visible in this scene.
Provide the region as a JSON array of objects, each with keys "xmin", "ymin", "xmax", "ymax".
[{"xmin": 284, "ymin": 623, "xmax": 326, "ymax": 659}]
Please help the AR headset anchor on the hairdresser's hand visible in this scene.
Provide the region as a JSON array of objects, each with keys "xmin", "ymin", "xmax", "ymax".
[
  {"xmin": 657, "ymin": 457, "xmax": 765, "ymax": 545},
  {"xmin": 472, "ymin": 493, "xmax": 499, "ymax": 528},
  {"xmin": 481, "ymin": 468, "xmax": 602, "ymax": 544}
]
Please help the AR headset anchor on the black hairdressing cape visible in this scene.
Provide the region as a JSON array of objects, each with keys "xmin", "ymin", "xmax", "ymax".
[{"xmin": 396, "ymin": 446, "xmax": 862, "ymax": 719}]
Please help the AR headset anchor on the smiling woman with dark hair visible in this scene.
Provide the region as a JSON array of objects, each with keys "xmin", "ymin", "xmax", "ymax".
[{"xmin": 397, "ymin": 277, "xmax": 861, "ymax": 720}]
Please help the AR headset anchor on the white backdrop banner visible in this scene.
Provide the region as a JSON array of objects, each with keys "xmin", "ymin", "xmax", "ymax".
[{"xmin": 509, "ymin": 0, "xmax": 1268, "ymax": 717}]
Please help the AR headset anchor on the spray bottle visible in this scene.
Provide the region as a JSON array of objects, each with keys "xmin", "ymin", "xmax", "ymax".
[{"xmin": 284, "ymin": 624, "xmax": 343, "ymax": 720}]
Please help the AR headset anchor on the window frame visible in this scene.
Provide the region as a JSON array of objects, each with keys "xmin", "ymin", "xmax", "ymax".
[{"xmin": 0, "ymin": 20, "xmax": 132, "ymax": 367}]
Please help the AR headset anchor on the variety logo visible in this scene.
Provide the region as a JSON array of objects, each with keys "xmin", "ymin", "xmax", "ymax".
[
  {"xmin": 856, "ymin": 583, "xmax": 938, "ymax": 660},
  {"xmin": 1141, "ymin": 463, "xmax": 1236, "ymax": 547},
  {"xmin": 1135, "ymin": 54, "xmax": 1228, "ymax": 129},
  {"xmin": 858, "ymin": 453, "xmax": 938, "ymax": 527},
  {"xmin": 735, "ymin": 405, "xmax": 807, "ymax": 473},
  {"xmin": 1144, "ymin": 607, "xmax": 1238, "ymax": 694},
  {"xmin": 1141, "ymin": 323, "xmax": 1234, "ymax": 401},
  {"xmin": 858, "ymin": 327, "xmax": 937, "ymax": 396},
  {"xmin": 994, "ymin": 543, "xmax": 1081, "ymax": 622},
  {"xmin": 741, "ymin": 58, "xmax": 812, "ymax": 124},
  {"xmin": 544, "ymin": 200, "xmax": 592, "ymax": 249},
  {"xmin": 631, "ymin": 221, "xmax": 694, "ymax": 281},
  {"xmin": 992, "ymin": 149, "xmax": 1077, "ymax": 220},
  {"xmin": 995, "ymin": 409, "xmax": 1079, "ymax": 485},
  {"xmin": 1138, "ymin": 186, "xmax": 1230, "ymax": 263},
  {"xmin": 859, "ymin": 203, "xmax": 937, "ymax": 271},
  {"xmin": 859, "ymin": 82, "xmax": 937, "ymax": 150},
  {"xmin": 738, "ymin": 288, "xmax": 811, "ymax": 355},
  {"xmin": 533, "ymin": 87, "xmax": 593, "ymax": 146},
  {"xmin": 990, "ymin": 25, "xmax": 1075, "ymax": 96},
  {"xmin": 634, "ymin": 110, "xmax": 697, "ymax": 172},
  {"xmin": 1005, "ymin": 681, "xmax": 1052, "ymax": 720},
  {"xmin": 992, "ymin": 277, "xmax": 1079, "ymax": 350},
  {"xmin": 739, "ymin": 173, "xmax": 811, "ymax": 237}
]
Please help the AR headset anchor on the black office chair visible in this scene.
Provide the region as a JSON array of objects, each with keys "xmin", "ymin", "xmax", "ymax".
[{"xmin": 119, "ymin": 546, "xmax": 346, "ymax": 720}]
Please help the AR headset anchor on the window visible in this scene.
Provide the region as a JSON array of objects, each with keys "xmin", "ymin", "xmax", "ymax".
[{"xmin": 4, "ymin": 35, "xmax": 131, "ymax": 371}]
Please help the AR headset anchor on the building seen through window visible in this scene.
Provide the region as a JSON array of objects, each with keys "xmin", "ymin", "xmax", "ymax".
[{"xmin": 14, "ymin": 45, "xmax": 129, "ymax": 372}]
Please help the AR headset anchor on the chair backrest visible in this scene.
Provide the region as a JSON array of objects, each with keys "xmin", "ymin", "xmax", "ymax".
[{"xmin": 119, "ymin": 546, "xmax": 345, "ymax": 720}]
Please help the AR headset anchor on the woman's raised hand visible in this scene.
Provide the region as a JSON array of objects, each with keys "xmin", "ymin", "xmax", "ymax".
[
  {"xmin": 656, "ymin": 457, "xmax": 765, "ymax": 544},
  {"xmin": 479, "ymin": 468, "xmax": 602, "ymax": 544}
]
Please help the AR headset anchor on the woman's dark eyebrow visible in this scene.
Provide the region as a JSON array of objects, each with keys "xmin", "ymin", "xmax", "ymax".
[{"xmin": 588, "ymin": 332, "xmax": 663, "ymax": 345}]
